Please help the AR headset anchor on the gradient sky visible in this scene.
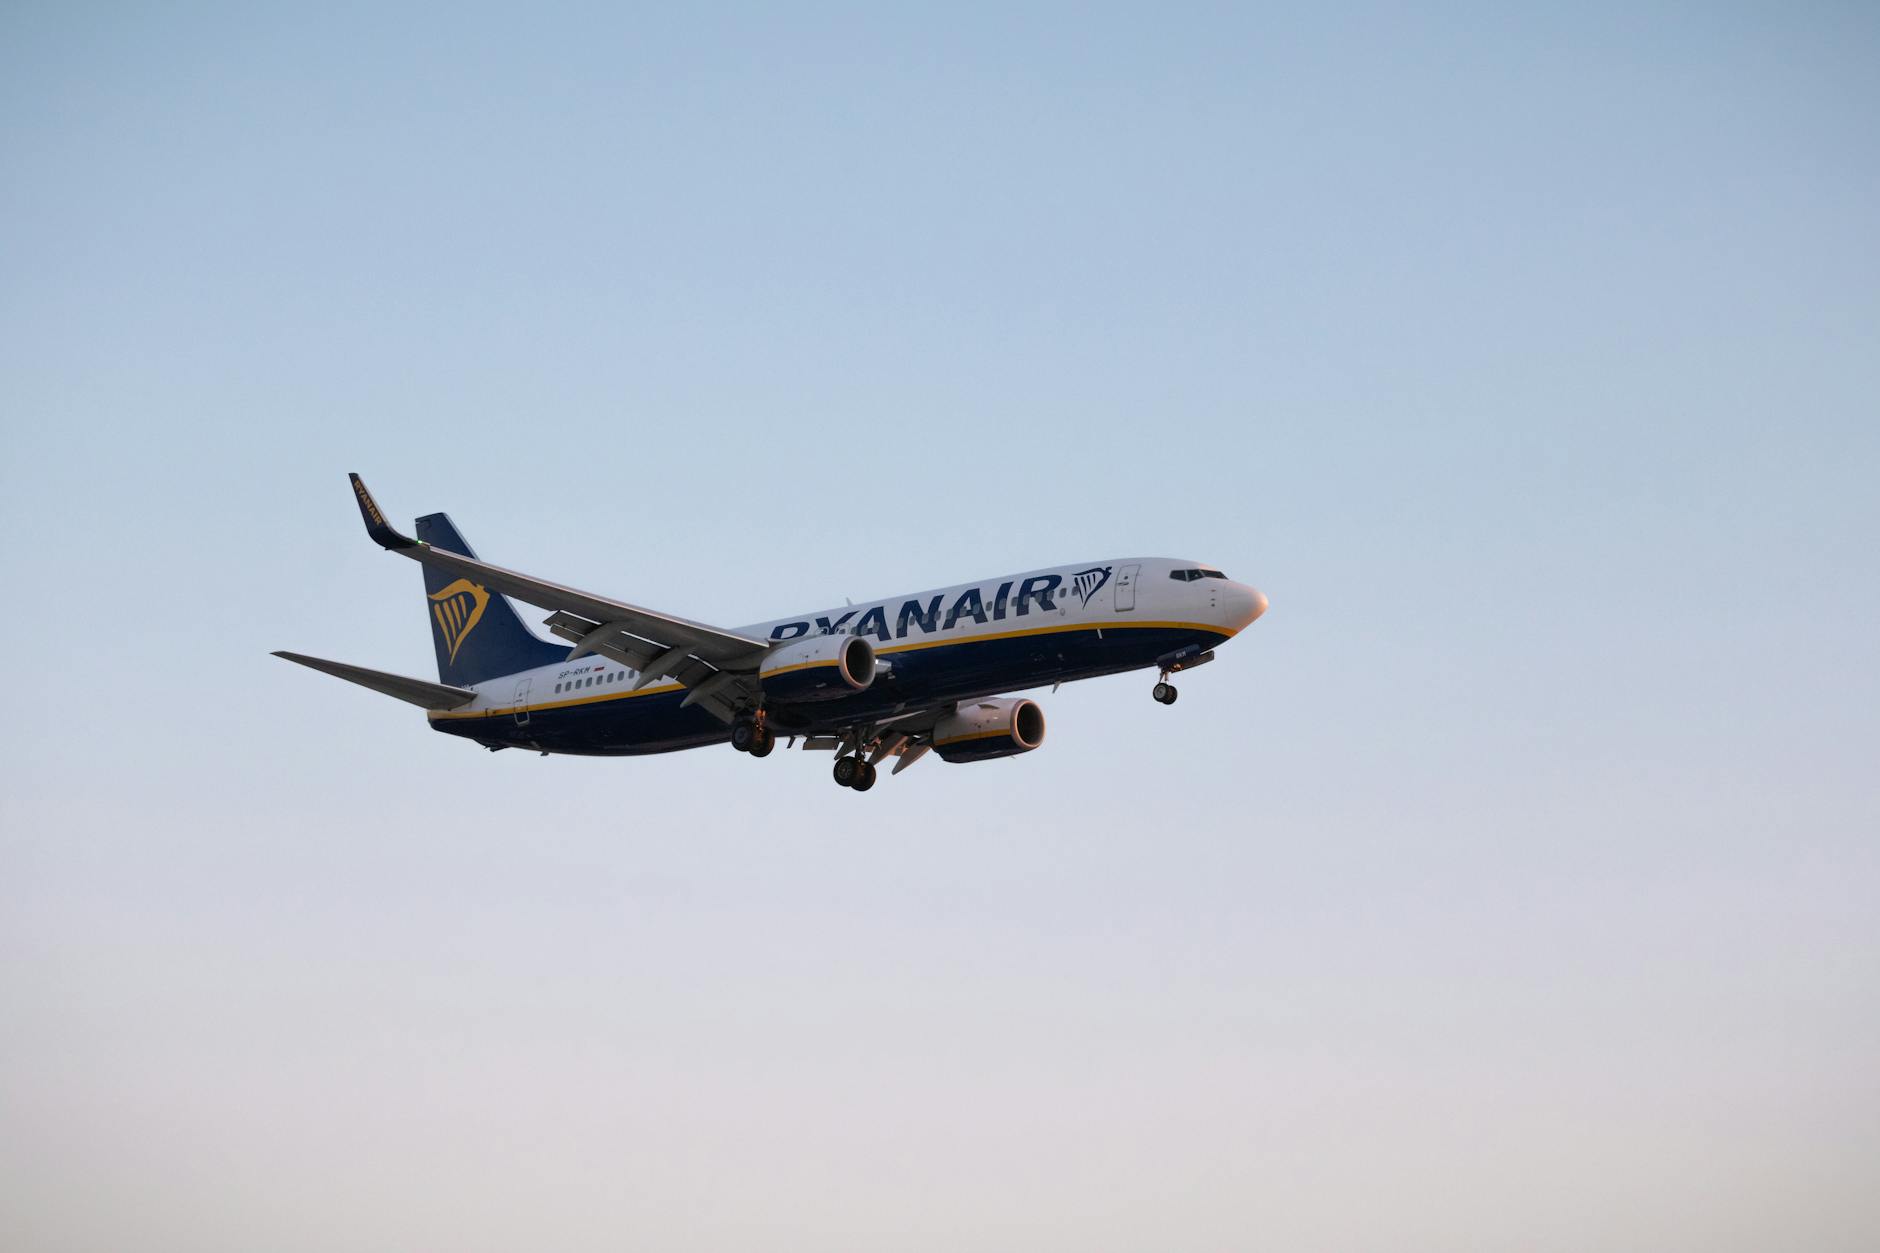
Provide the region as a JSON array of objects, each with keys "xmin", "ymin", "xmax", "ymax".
[{"xmin": 3, "ymin": 5, "xmax": 1877, "ymax": 1251}]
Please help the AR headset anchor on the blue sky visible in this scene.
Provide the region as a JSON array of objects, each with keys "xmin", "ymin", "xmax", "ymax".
[{"xmin": 3, "ymin": 5, "xmax": 1877, "ymax": 1250}]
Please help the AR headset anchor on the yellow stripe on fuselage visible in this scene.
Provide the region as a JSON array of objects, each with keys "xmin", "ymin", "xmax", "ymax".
[
  {"xmin": 874, "ymin": 618, "xmax": 1229, "ymax": 657},
  {"xmin": 934, "ymin": 727, "xmax": 1019, "ymax": 747},
  {"xmin": 759, "ymin": 658, "xmax": 841, "ymax": 679},
  {"xmin": 427, "ymin": 619, "xmax": 1232, "ymax": 720}
]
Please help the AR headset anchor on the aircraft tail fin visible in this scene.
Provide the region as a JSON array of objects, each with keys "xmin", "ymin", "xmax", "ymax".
[{"xmin": 414, "ymin": 512, "xmax": 568, "ymax": 686}]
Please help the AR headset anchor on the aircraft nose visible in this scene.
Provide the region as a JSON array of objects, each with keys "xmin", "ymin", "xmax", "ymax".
[{"xmin": 1225, "ymin": 582, "xmax": 1269, "ymax": 630}]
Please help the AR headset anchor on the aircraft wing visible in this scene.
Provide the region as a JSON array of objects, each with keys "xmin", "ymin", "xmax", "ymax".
[
  {"xmin": 806, "ymin": 700, "xmax": 975, "ymax": 777},
  {"xmin": 349, "ymin": 475, "xmax": 768, "ymax": 718}
]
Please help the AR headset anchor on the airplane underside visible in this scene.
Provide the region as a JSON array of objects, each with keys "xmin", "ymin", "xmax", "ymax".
[{"xmin": 432, "ymin": 622, "xmax": 1230, "ymax": 757}]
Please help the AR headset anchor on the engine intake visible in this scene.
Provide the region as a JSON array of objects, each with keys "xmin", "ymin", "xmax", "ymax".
[
  {"xmin": 759, "ymin": 633, "xmax": 876, "ymax": 703},
  {"xmin": 933, "ymin": 697, "xmax": 1046, "ymax": 763}
]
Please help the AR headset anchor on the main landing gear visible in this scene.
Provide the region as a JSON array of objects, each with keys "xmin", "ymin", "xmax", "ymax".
[
  {"xmin": 731, "ymin": 715, "xmax": 775, "ymax": 758},
  {"xmin": 1153, "ymin": 680, "xmax": 1179, "ymax": 705},
  {"xmin": 832, "ymin": 755, "xmax": 877, "ymax": 792}
]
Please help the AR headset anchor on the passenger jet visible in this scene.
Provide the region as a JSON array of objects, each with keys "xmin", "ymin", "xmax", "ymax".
[{"xmin": 274, "ymin": 476, "xmax": 1269, "ymax": 791}]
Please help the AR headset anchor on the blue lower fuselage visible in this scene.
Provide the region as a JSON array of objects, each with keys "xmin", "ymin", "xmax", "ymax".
[{"xmin": 429, "ymin": 621, "xmax": 1228, "ymax": 756}]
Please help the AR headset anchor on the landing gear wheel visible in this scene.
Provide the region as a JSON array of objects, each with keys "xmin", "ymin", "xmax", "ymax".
[
  {"xmin": 1153, "ymin": 682, "xmax": 1179, "ymax": 705},
  {"xmin": 731, "ymin": 719, "xmax": 759, "ymax": 752},
  {"xmin": 851, "ymin": 761, "xmax": 878, "ymax": 792},
  {"xmin": 833, "ymin": 756, "xmax": 861, "ymax": 788},
  {"xmin": 748, "ymin": 728, "xmax": 775, "ymax": 758}
]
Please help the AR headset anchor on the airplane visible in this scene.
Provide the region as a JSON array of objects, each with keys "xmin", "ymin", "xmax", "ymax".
[{"xmin": 274, "ymin": 475, "xmax": 1269, "ymax": 792}]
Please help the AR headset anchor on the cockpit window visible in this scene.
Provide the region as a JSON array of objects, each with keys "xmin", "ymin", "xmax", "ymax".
[
  {"xmin": 1201, "ymin": 569, "xmax": 1226, "ymax": 579},
  {"xmin": 1170, "ymin": 568, "xmax": 1230, "ymax": 582}
]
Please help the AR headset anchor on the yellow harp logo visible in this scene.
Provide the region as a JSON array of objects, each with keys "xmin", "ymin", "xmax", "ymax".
[{"xmin": 429, "ymin": 579, "xmax": 490, "ymax": 664}]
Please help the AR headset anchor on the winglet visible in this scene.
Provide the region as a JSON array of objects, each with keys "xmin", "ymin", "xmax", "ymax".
[{"xmin": 349, "ymin": 473, "xmax": 418, "ymax": 550}]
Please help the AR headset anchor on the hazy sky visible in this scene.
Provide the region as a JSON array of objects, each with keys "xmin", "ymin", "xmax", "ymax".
[{"xmin": 2, "ymin": 4, "xmax": 1876, "ymax": 1250}]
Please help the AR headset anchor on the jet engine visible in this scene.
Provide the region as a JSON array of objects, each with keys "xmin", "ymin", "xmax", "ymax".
[
  {"xmin": 759, "ymin": 633, "xmax": 876, "ymax": 702},
  {"xmin": 933, "ymin": 697, "xmax": 1047, "ymax": 763}
]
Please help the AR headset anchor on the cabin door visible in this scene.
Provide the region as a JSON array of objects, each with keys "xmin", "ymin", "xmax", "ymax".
[
  {"xmin": 1114, "ymin": 564, "xmax": 1140, "ymax": 612},
  {"xmin": 512, "ymin": 677, "xmax": 532, "ymax": 726}
]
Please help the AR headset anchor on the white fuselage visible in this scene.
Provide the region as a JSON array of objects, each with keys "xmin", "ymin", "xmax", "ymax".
[{"xmin": 427, "ymin": 557, "xmax": 1266, "ymax": 754}]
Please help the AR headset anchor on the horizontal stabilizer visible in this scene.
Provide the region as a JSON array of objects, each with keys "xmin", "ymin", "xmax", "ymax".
[{"xmin": 272, "ymin": 651, "xmax": 478, "ymax": 711}]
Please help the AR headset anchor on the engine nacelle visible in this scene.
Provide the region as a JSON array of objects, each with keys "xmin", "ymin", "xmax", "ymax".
[
  {"xmin": 933, "ymin": 697, "xmax": 1047, "ymax": 763},
  {"xmin": 758, "ymin": 633, "xmax": 876, "ymax": 703}
]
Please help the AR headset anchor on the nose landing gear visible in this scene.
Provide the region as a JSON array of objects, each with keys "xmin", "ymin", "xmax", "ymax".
[{"xmin": 1152, "ymin": 645, "xmax": 1214, "ymax": 706}]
